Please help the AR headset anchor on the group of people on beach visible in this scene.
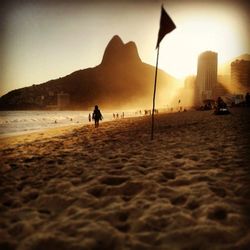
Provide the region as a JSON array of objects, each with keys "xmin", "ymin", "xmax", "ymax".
[
  {"xmin": 216, "ymin": 93, "xmax": 250, "ymax": 109},
  {"xmin": 113, "ymin": 112, "xmax": 125, "ymax": 119},
  {"xmin": 90, "ymin": 93, "xmax": 250, "ymax": 128}
]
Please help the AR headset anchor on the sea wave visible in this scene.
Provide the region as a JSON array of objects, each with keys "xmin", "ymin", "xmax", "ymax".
[{"xmin": 0, "ymin": 110, "xmax": 137, "ymax": 137}]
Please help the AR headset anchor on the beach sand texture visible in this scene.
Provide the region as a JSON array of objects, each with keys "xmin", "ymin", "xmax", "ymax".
[{"xmin": 0, "ymin": 108, "xmax": 250, "ymax": 250}]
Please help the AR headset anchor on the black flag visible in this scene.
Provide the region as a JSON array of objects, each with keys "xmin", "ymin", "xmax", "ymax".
[{"xmin": 156, "ymin": 5, "xmax": 176, "ymax": 49}]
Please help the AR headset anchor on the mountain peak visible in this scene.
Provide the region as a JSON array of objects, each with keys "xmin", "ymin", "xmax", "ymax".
[
  {"xmin": 110, "ymin": 35, "xmax": 124, "ymax": 45},
  {"xmin": 101, "ymin": 35, "xmax": 141, "ymax": 65}
]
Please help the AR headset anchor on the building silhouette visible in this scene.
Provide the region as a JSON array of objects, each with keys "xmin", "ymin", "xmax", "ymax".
[
  {"xmin": 231, "ymin": 60, "xmax": 250, "ymax": 93},
  {"xmin": 196, "ymin": 51, "xmax": 218, "ymax": 104}
]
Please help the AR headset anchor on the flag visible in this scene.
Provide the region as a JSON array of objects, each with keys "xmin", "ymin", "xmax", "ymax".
[
  {"xmin": 156, "ymin": 5, "xmax": 176, "ymax": 49},
  {"xmin": 151, "ymin": 5, "xmax": 176, "ymax": 140}
]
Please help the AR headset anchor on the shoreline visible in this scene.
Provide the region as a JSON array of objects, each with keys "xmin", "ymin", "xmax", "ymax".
[
  {"xmin": 0, "ymin": 124, "xmax": 82, "ymax": 149},
  {"xmin": 0, "ymin": 109, "xmax": 145, "ymax": 140},
  {"xmin": 0, "ymin": 113, "xmax": 148, "ymax": 148}
]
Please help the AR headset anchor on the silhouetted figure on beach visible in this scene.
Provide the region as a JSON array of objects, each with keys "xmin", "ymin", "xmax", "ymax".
[
  {"xmin": 214, "ymin": 96, "xmax": 230, "ymax": 115},
  {"xmin": 92, "ymin": 105, "xmax": 103, "ymax": 128},
  {"xmin": 204, "ymin": 101, "xmax": 212, "ymax": 110},
  {"xmin": 88, "ymin": 113, "xmax": 91, "ymax": 122},
  {"xmin": 245, "ymin": 92, "xmax": 250, "ymax": 107},
  {"xmin": 216, "ymin": 97, "xmax": 226, "ymax": 109}
]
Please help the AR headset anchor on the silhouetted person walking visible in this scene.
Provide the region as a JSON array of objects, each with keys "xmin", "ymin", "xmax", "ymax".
[
  {"xmin": 245, "ymin": 92, "xmax": 250, "ymax": 107},
  {"xmin": 92, "ymin": 105, "xmax": 103, "ymax": 128}
]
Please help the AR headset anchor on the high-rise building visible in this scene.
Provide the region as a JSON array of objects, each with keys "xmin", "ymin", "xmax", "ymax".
[
  {"xmin": 231, "ymin": 60, "xmax": 250, "ymax": 93},
  {"xmin": 196, "ymin": 51, "xmax": 218, "ymax": 103}
]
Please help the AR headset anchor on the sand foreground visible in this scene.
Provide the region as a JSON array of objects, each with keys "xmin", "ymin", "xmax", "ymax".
[{"xmin": 0, "ymin": 108, "xmax": 250, "ymax": 250}]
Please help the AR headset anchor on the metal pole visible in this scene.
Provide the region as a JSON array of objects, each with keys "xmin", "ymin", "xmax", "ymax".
[{"xmin": 151, "ymin": 45, "xmax": 160, "ymax": 140}]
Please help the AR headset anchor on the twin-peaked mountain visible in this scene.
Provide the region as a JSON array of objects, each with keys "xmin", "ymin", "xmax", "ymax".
[{"xmin": 0, "ymin": 35, "xmax": 180, "ymax": 110}]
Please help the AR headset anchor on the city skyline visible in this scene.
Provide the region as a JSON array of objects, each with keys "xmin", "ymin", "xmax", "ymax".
[{"xmin": 1, "ymin": 0, "xmax": 249, "ymax": 96}]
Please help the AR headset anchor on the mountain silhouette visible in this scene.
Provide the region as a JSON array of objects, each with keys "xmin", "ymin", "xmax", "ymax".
[{"xmin": 0, "ymin": 35, "xmax": 180, "ymax": 110}]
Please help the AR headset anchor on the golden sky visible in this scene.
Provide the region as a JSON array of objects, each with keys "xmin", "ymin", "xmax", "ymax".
[{"xmin": 1, "ymin": 0, "xmax": 249, "ymax": 96}]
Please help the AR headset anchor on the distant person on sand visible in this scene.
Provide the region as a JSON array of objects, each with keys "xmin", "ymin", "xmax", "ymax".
[
  {"xmin": 215, "ymin": 96, "xmax": 230, "ymax": 115},
  {"xmin": 216, "ymin": 96, "xmax": 226, "ymax": 109},
  {"xmin": 88, "ymin": 113, "xmax": 91, "ymax": 122},
  {"xmin": 245, "ymin": 92, "xmax": 250, "ymax": 107},
  {"xmin": 92, "ymin": 105, "xmax": 103, "ymax": 128}
]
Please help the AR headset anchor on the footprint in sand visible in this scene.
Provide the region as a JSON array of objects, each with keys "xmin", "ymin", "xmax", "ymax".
[
  {"xmin": 188, "ymin": 155, "xmax": 200, "ymax": 161},
  {"xmin": 186, "ymin": 197, "xmax": 200, "ymax": 210},
  {"xmin": 102, "ymin": 181, "xmax": 144, "ymax": 198},
  {"xmin": 115, "ymin": 223, "xmax": 130, "ymax": 233},
  {"xmin": 161, "ymin": 171, "xmax": 176, "ymax": 180},
  {"xmin": 170, "ymin": 194, "xmax": 188, "ymax": 206},
  {"xmin": 21, "ymin": 189, "xmax": 39, "ymax": 203},
  {"xmin": 87, "ymin": 185, "xmax": 106, "ymax": 198},
  {"xmin": 99, "ymin": 175, "xmax": 129, "ymax": 186},
  {"xmin": 209, "ymin": 186, "xmax": 227, "ymax": 198},
  {"xmin": 172, "ymin": 160, "xmax": 185, "ymax": 167},
  {"xmin": 174, "ymin": 153, "xmax": 183, "ymax": 159},
  {"xmin": 207, "ymin": 205, "xmax": 228, "ymax": 221}
]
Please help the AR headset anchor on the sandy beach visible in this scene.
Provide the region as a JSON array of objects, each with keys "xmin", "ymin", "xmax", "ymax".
[{"xmin": 0, "ymin": 108, "xmax": 250, "ymax": 250}]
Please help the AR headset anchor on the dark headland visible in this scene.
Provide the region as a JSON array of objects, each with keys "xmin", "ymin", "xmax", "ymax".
[{"xmin": 0, "ymin": 35, "xmax": 180, "ymax": 110}]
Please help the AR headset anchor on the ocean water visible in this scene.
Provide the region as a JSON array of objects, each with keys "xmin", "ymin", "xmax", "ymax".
[{"xmin": 0, "ymin": 110, "xmax": 136, "ymax": 137}]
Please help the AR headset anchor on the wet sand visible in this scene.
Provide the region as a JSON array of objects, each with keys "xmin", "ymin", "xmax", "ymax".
[{"xmin": 0, "ymin": 108, "xmax": 250, "ymax": 250}]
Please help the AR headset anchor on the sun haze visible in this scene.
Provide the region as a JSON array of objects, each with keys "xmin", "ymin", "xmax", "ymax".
[
  {"xmin": 0, "ymin": 0, "xmax": 249, "ymax": 96},
  {"xmin": 158, "ymin": 1, "xmax": 249, "ymax": 79}
]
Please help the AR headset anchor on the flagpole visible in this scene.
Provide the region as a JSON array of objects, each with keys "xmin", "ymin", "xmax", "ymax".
[{"xmin": 151, "ymin": 44, "xmax": 160, "ymax": 140}]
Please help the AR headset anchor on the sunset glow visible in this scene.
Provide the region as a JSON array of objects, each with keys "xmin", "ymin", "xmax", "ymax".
[
  {"xmin": 0, "ymin": 0, "xmax": 249, "ymax": 96},
  {"xmin": 156, "ymin": 3, "xmax": 249, "ymax": 79}
]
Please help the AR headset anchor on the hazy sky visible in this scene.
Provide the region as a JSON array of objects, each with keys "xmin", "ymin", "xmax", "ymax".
[{"xmin": 1, "ymin": 0, "xmax": 249, "ymax": 96}]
